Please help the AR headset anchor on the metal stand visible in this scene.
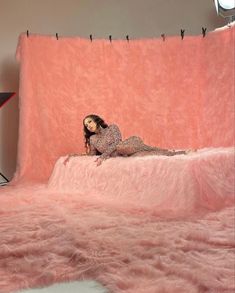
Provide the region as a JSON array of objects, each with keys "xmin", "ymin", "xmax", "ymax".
[
  {"xmin": 0, "ymin": 92, "xmax": 16, "ymax": 186},
  {"xmin": 0, "ymin": 172, "xmax": 9, "ymax": 186}
]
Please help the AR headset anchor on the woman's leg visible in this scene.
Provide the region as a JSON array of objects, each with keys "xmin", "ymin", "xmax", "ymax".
[
  {"xmin": 116, "ymin": 136, "xmax": 187, "ymax": 156},
  {"xmin": 116, "ymin": 136, "xmax": 149, "ymax": 156}
]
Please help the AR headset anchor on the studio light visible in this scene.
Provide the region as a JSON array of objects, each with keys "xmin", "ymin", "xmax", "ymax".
[{"xmin": 214, "ymin": 0, "xmax": 235, "ymax": 22}]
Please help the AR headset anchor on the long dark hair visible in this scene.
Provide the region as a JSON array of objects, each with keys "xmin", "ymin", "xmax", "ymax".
[{"xmin": 83, "ymin": 114, "xmax": 108, "ymax": 153}]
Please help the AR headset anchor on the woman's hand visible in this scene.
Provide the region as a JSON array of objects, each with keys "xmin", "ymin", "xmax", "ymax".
[{"xmin": 95, "ymin": 157, "xmax": 104, "ymax": 167}]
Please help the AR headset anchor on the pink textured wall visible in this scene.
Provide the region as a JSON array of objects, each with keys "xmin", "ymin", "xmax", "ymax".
[{"xmin": 15, "ymin": 26, "xmax": 234, "ymax": 182}]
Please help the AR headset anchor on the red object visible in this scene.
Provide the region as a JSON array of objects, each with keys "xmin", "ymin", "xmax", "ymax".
[{"xmin": 0, "ymin": 92, "xmax": 16, "ymax": 108}]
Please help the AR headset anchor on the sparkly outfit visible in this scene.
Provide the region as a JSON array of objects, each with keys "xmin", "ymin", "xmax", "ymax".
[{"xmin": 89, "ymin": 124, "xmax": 186, "ymax": 160}]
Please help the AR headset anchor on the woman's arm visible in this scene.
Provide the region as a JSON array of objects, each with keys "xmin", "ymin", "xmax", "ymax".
[
  {"xmin": 87, "ymin": 141, "xmax": 97, "ymax": 156},
  {"xmin": 99, "ymin": 124, "xmax": 122, "ymax": 160}
]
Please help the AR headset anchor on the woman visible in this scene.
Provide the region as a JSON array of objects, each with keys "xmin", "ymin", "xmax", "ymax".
[{"xmin": 64, "ymin": 114, "xmax": 193, "ymax": 166}]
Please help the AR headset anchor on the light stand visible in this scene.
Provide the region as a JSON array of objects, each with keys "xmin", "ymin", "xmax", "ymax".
[{"xmin": 214, "ymin": 0, "xmax": 235, "ymax": 24}]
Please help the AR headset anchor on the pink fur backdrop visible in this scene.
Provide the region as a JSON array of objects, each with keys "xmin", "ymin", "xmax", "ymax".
[
  {"xmin": 0, "ymin": 26, "xmax": 234, "ymax": 293},
  {"xmin": 14, "ymin": 26, "xmax": 234, "ymax": 183}
]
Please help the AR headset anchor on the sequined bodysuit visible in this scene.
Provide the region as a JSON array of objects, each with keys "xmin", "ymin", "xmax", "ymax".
[{"xmin": 89, "ymin": 124, "xmax": 186, "ymax": 160}]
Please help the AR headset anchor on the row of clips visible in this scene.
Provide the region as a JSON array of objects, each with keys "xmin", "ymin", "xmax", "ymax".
[{"xmin": 26, "ymin": 28, "xmax": 207, "ymax": 42}]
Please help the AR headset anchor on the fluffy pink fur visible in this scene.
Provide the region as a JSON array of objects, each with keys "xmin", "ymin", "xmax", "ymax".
[
  {"xmin": 0, "ymin": 26, "xmax": 234, "ymax": 293},
  {"xmin": 14, "ymin": 26, "xmax": 234, "ymax": 183},
  {"xmin": 0, "ymin": 184, "xmax": 234, "ymax": 292},
  {"xmin": 48, "ymin": 148, "xmax": 234, "ymax": 217}
]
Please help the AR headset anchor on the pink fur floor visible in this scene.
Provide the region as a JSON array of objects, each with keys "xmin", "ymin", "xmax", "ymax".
[
  {"xmin": 0, "ymin": 193, "xmax": 234, "ymax": 293},
  {"xmin": 0, "ymin": 190, "xmax": 234, "ymax": 293},
  {"xmin": 0, "ymin": 148, "xmax": 234, "ymax": 293}
]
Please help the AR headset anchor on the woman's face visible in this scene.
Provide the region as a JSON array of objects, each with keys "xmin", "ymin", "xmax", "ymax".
[{"xmin": 84, "ymin": 117, "xmax": 97, "ymax": 133}]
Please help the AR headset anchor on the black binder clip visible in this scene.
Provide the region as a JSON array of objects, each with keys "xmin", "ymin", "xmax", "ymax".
[
  {"xmin": 109, "ymin": 35, "xmax": 112, "ymax": 42},
  {"xmin": 161, "ymin": 34, "xmax": 166, "ymax": 41},
  {"xmin": 202, "ymin": 27, "xmax": 207, "ymax": 38},
  {"xmin": 181, "ymin": 29, "xmax": 185, "ymax": 40},
  {"xmin": 56, "ymin": 33, "xmax": 59, "ymax": 40},
  {"xmin": 26, "ymin": 30, "xmax": 29, "ymax": 37},
  {"xmin": 90, "ymin": 34, "xmax": 93, "ymax": 42},
  {"xmin": 126, "ymin": 35, "xmax": 129, "ymax": 42}
]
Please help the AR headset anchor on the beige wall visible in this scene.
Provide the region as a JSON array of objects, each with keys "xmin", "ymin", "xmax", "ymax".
[{"xmin": 0, "ymin": 0, "xmax": 227, "ymax": 180}]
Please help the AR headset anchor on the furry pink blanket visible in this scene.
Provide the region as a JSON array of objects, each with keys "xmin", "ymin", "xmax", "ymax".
[
  {"xmin": 0, "ymin": 148, "xmax": 234, "ymax": 293},
  {"xmin": 0, "ymin": 191, "xmax": 234, "ymax": 293},
  {"xmin": 48, "ymin": 148, "xmax": 234, "ymax": 217}
]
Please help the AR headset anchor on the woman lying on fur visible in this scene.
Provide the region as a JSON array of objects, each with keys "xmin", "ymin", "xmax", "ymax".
[{"xmin": 64, "ymin": 114, "xmax": 194, "ymax": 166}]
